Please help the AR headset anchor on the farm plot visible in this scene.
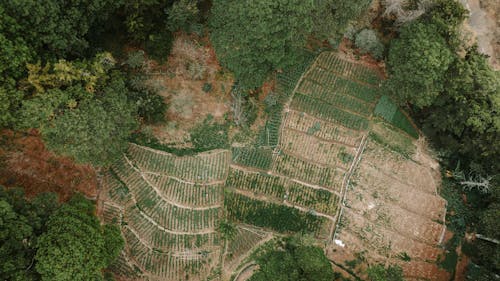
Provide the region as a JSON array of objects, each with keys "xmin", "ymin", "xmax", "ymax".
[
  {"xmin": 127, "ymin": 143, "xmax": 230, "ymax": 183},
  {"xmin": 280, "ymin": 127, "xmax": 356, "ymax": 170},
  {"xmin": 271, "ymin": 152, "xmax": 345, "ymax": 191},
  {"xmin": 123, "ymin": 227, "xmax": 220, "ymax": 281},
  {"xmin": 315, "ymin": 52, "xmax": 381, "ymax": 85},
  {"xmin": 224, "ymin": 191, "xmax": 327, "ymax": 234},
  {"xmin": 336, "ymin": 210, "xmax": 444, "ymax": 262},
  {"xmin": 112, "ymin": 156, "xmax": 221, "ymax": 233},
  {"xmin": 145, "ymin": 174, "xmax": 223, "ymax": 208},
  {"xmin": 290, "ymin": 93, "xmax": 369, "ymax": 131},
  {"xmin": 231, "ymin": 147, "xmax": 273, "ymax": 171},
  {"xmin": 226, "ymin": 167, "xmax": 340, "ymax": 216},
  {"xmin": 350, "ymin": 165, "xmax": 446, "ymax": 222},
  {"xmin": 296, "ymin": 79, "xmax": 373, "ymax": 117},
  {"xmin": 360, "ymin": 141, "xmax": 438, "ymax": 195},
  {"xmin": 223, "ymin": 225, "xmax": 271, "ymax": 275},
  {"xmin": 283, "ymin": 110, "xmax": 363, "ymax": 147}
]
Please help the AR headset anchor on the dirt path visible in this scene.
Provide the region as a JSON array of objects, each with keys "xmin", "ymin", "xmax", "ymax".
[{"xmin": 234, "ymin": 263, "xmax": 258, "ymax": 281}]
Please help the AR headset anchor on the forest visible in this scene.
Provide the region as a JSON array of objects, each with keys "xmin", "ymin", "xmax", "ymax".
[{"xmin": 0, "ymin": 0, "xmax": 498, "ymax": 281}]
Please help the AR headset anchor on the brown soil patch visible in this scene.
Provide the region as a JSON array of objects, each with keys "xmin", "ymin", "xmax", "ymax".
[
  {"xmin": 0, "ymin": 130, "xmax": 97, "ymax": 201},
  {"xmin": 145, "ymin": 34, "xmax": 233, "ymax": 145}
]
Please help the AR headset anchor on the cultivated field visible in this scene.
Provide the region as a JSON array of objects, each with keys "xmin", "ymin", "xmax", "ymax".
[{"xmin": 99, "ymin": 51, "xmax": 449, "ymax": 281}]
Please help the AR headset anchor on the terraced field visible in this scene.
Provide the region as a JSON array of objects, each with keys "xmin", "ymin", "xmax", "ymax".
[{"xmin": 99, "ymin": 52, "xmax": 449, "ymax": 281}]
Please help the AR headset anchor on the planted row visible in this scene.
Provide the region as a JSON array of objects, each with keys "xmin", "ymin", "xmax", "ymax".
[
  {"xmin": 316, "ymin": 52, "xmax": 380, "ymax": 85},
  {"xmin": 224, "ymin": 192, "xmax": 325, "ymax": 233},
  {"xmin": 231, "ymin": 147, "xmax": 273, "ymax": 170},
  {"xmin": 374, "ymin": 96, "xmax": 419, "ymax": 138},
  {"xmin": 290, "ymin": 93, "xmax": 369, "ymax": 131}
]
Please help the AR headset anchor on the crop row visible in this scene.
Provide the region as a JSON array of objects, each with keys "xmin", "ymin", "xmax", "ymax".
[
  {"xmin": 127, "ymin": 144, "xmax": 230, "ymax": 183},
  {"xmin": 108, "ymin": 251, "xmax": 142, "ymax": 279},
  {"xmin": 291, "ymin": 93, "xmax": 369, "ymax": 131},
  {"xmin": 146, "ymin": 174, "xmax": 223, "ymax": 207},
  {"xmin": 283, "ymin": 110, "xmax": 363, "ymax": 147},
  {"xmin": 231, "ymin": 147, "xmax": 273, "ymax": 170},
  {"xmin": 125, "ymin": 206, "xmax": 220, "ymax": 252},
  {"xmin": 103, "ymin": 202, "xmax": 122, "ymax": 225},
  {"xmin": 225, "ymin": 226, "xmax": 268, "ymax": 266},
  {"xmin": 123, "ymin": 227, "xmax": 217, "ymax": 280},
  {"xmin": 112, "ymin": 158, "xmax": 221, "ymax": 232},
  {"xmin": 280, "ymin": 127, "xmax": 356, "ymax": 170},
  {"xmin": 297, "ymin": 78, "xmax": 374, "ymax": 116},
  {"xmin": 224, "ymin": 191, "xmax": 326, "ymax": 233},
  {"xmin": 316, "ymin": 52, "xmax": 380, "ymax": 85},
  {"xmin": 374, "ymin": 96, "xmax": 419, "ymax": 138},
  {"xmin": 303, "ymin": 72, "xmax": 379, "ymax": 104},
  {"xmin": 257, "ymin": 106, "xmax": 283, "ymax": 147},
  {"xmin": 272, "ymin": 152, "xmax": 344, "ymax": 190},
  {"xmin": 226, "ymin": 168, "xmax": 340, "ymax": 215}
]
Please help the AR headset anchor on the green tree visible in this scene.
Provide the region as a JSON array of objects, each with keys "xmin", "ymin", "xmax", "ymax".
[
  {"xmin": 166, "ymin": 0, "xmax": 200, "ymax": 32},
  {"xmin": 250, "ymin": 237, "xmax": 334, "ymax": 281},
  {"xmin": 383, "ymin": 21, "xmax": 454, "ymax": 107},
  {"xmin": 210, "ymin": 0, "xmax": 314, "ymax": 89},
  {"xmin": 312, "ymin": 0, "xmax": 372, "ymax": 44},
  {"xmin": 420, "ymin": 48, "xmax": 500, "ymax": 173},
  {"xmin": 0, "ymin": 187, "xmax": 59, "ymax": 281},
  {"xmin": 367, "ymin": 264, "xmax": 405, "ymax": 281},
  {"xmin": 355, "ymin": 29, "xmax": 384, "ymax": 59},
  {"xmin": 1, "ymin": 0, "xmax": 116, "ymax": 58},
  {"xmin": 35, "ymin": 194, "xmax": 124, "ymax": 281}
]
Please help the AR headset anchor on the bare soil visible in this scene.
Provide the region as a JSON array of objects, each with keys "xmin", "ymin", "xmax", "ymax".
[
  {"xmin": 0, "ymin": 130, "xmax": 97, "ymax": 201},
  {"xmin": 145, "ymin": 34, "xmax": 233, "ymax": 145}
]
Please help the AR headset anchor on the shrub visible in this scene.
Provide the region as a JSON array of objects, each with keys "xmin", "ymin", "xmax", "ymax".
[{"xmin": 355, "ymin": 29, "xmax": 384, "ymax": 59}]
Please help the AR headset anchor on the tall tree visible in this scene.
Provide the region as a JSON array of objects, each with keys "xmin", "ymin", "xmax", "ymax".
[
  {"xmin": 210, "ymin": 0, "xmax": 314, "ymax": 89},
  {"xmin": 35, "ymin": 194, "xmax": 124, "ymax": 281},
  {"xmin": 383, "ymin": 21, "xmax": 454, "ymax": 107}
]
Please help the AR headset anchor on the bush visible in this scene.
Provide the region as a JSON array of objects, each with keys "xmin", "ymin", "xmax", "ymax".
[
  {"xmin": 189, "ymin": 115, "xmax": 229, "ymax": 150},
  {"xmin": 355, "ymin": 29, "xmax": 384, "ymax": 59},
  {"xmin": 145, "ymin": 30, "xmax": 174, "ymax": 62}
]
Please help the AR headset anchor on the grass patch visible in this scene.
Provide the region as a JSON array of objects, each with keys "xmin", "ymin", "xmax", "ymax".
[{"xmin": 374, "ymin": 96, "xmax": 419, "ymax": 138}]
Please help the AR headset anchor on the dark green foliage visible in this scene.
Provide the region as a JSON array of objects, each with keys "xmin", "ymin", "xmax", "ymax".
[
  {"xmin": 367, "ymin": 264, "xmax": 405, "ymax": 281},
  {"xmin": 419, "ymin": 48, "xmax": 499, "ymax": 174},
  {"xmin": 166, "ymin": 0, "xmax": 200, "ymax": 33},
  {"xmin": 224, "ymin": 192, "xmax": 325, "ymax": 233},
  {"xmin": 0, "ymin": 0, "xmax": 117, "ymax": 58},
  {"xmin": 144, "ymin": 30, "xmax": 174, "ymax": 62},
  {"xmin": 249, "ymin": 236, "xmax": 334, "ymax": 281},
  {"xmin": 374, "ymin": 96, "xmax": 419, "ymax": 138},
  {"xmin": 189, "ymin": 115, "xmax": 229, "ymax": 151},
  {"xmin": 217, "ymin": 220, "xmax": 237, "ymax": 241},
  {"xmin": 312, "ymin": 0, "xmax": 372, "ymax": 44},
  {"xmin": 210, "ymin": 0, "xmax": 314, "ymax": 89},
  {"xmin": 383, "ymin": 21, "xmax": 454, "ymax": 107},
  {"xmin": 202, "ymin": 83, "xmax": 213, "ymax": 93},
  {"xmin": 35, "ymin": 194, "xmax": 124, "ymax": 281}
]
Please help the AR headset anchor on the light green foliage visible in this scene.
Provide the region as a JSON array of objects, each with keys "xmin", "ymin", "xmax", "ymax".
[
  {"xmin": 313, "ymin": 0, "xmax": 372, "ymax": 44},
  {"xmin": 35, "ymin": 194, "xmax": 124, "ymax": 281},
  {"xmin": 18, "ymin": 69, "xmax": 138, "ymax": 166},
  {"xmin": 166, "ymin": 0, "xmax": 200, "ymax": 32},
  {"xmin": 383, "ymin": 22, "xmax": 453, "ymax": 107},
  {"xmin": 367, "ymin": 264, "xmax": 405, "ymax": 281},
  {"xmin": 249, "ymin": 237, "xmax": 334, "ymax": 281},
  {"xmin": 355, "ymin": 29, "xmax": 384, "ymax": 59},
  {"xmin": 210, "ymin": 0, "xmax": 314, "ymax": 89},
  {"xmin": 190, "ymin": 115, "xmax": 229, "ymax": 151}
]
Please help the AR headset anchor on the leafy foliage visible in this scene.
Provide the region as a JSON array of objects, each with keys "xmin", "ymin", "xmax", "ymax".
[
  {"xmin": 210, "ymin": 0, "xmax": 314, "ymax": 89},
  {"xmin": 249, "ymin": 236, "xmax": 334, "ymax": 281},
  {"xmin": 189, "ymin": 115, "xmax": 229, "ymax": 151},
  {"xmin": 355, "ymin": 29, "xmax": 384, "ymax": 59},
  {"xmin": 35, "ymin": 194, "xmax": 124, "ymax": 281},
  {"xmin": 166, "ymin": 0, "xmax": 200, "ymax": 33},
  {"xmin": 313, "ymin": 0, "xmax": 372, "ymax": 44},
  {"xmin": 419, "ymin": 48, "xmax": 499, "ymax": 173},
  {"xmin": 383, "ymin": 21, "xmax": 454, "ymax": 107},
  {"xmin": 367, "ymin": 264, "xmax": 405, "ymax": 281}
]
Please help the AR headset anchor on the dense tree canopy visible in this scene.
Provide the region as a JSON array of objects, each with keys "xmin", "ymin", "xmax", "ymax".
[
  {"xmin": 249, "ymin": 237, "xmax": 334, "ymax": 281},
  {"xmin": 383, "ymin": 21, "xmax": 454, "ymax": 107},
  {"xmin": 210, "ymin": 0, "xmax": 314, "ymax": 89},
  {"xmin": 35, "ymin": 194, "xmax": 124, "ymax": 281}
]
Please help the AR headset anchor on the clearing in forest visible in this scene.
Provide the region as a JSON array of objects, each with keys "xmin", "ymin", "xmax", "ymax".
[{"xmin": 99, "ymin": 51, "xmax": 449, "ymax": 281}]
